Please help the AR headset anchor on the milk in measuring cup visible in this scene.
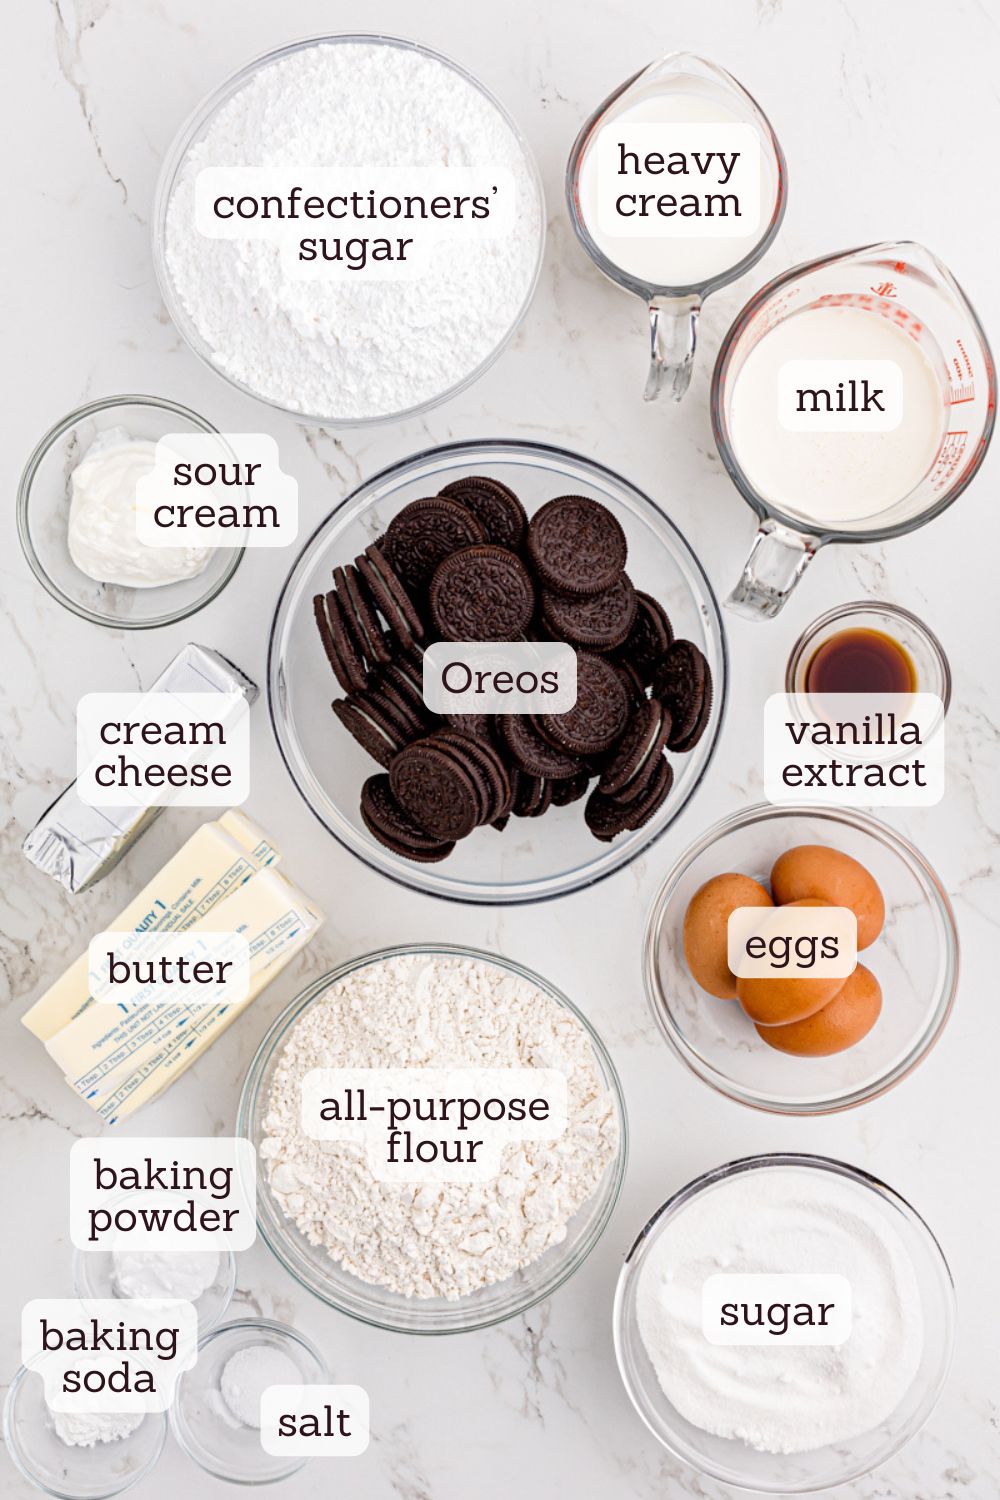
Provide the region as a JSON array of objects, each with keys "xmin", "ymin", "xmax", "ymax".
[
  {"xmin": 728, "ymin": 305, "xmax": 947, "ymax": 525},
  {"xmin": 578, "ymin": 91, "xmax": 778, "ymax": 289}
]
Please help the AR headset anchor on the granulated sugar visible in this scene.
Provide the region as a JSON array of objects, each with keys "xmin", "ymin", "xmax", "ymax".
[
  {"xmin": 163, "ymin": 42, "xmax": 542, "ymax": 419},
  {"xmin": 259, "ymin": 953, "xmax": 618, "ymax": 1299}
]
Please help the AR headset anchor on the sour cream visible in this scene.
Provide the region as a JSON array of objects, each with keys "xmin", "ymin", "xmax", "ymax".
[{"xmin": 68, "ymin": 428, "xmax": 212, "ymax": 588}]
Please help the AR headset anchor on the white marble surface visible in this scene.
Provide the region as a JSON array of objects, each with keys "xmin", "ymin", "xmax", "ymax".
[{"xmin": 3, "ymin": 1, "xmax": 999, "ymax": 1496}]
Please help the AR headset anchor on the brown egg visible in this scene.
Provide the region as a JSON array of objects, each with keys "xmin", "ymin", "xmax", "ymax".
[
  {"xmin": 682, "ymin": 873, "xmax": 773, "ymax": 999},
  {"xmin": 770, "ymin": 845, "xmax": 885, "ymax": 949},
  {"xmin": 736, "ymin": 900, "xmax": 848, "ymax": 1026},
  {"xmin": 755, "ymin": 964, "xmax": 883, "ymax": 1056}
]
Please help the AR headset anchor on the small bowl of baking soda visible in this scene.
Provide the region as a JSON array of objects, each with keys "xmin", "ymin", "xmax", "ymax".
[{"xmin": 169, "ymin": 1318, "xmax": 327, "ymax": 1484}]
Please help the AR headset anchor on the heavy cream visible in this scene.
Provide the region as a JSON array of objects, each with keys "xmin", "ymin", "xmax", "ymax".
[
  {"xmin": 578, "ymin": 89, "xmax": 777, "ymax": 288},
  {"xmin": 68, "ymin": 429, "xmax": 212, "ymax": 588},
  {"xmin": 727, "ymin": 305, "xmax": 946, "ymax": 525}
]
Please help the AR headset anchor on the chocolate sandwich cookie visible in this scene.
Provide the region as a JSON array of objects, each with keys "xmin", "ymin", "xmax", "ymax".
[
  {"xmin": 440, "ymin": 475, "xmax": 528, "ymax": 551},
  {"xmin": 381, "ymin": 660, "xmax": 435, "ymax": 729},
  {"xmin": 550, "ymin": 770, "xmax": 591, "ymax": 807},
  {"xmin": 585, "ymin": 756, "xmax": 674, "ymax": 841},
  {"xmin": 434, "ymin": 729, "xmax": 512, "ymax": 823},
  {"xmin": 513, "ymin": 773, "xmax": 549, "ymax": 818},
  {"xmin": 315, "ymin": 589, "xmax": 369, "ymax": 694},
  {"xmin": 526, "ymin": 495, "xmax": 627, "ymax": 597},
  {"xmin": 538, "ymin": 651, "xmax": 630, "ymax": 757},
  {"xmin": 340, "ymin": 564, "xmax": 393, "ymax": 669},
  {"xmin": 499, "ymin": 714, "xmax": 585, "ymax": 779},
  {"xmin": 361, "ymin": 775, "xmax": 456, "ymax": 863},
  {"xmin": 384, "ymin": 497, "xmax": 486, "ymax": 595},
  {"xmin": 332, "ymin": 698, "xmax": 403, "ymax": 769},
  {"xmin": 653, "ymin": 639, "xmax": 713, "ymax": 753},
  {"xmin": 598, "ymin": 698, "xmax": 671, "ymax": 797},
  {"xmin": 390, "ymin": 740, "xmax": 481, "ymax": 842},
  {"xmin": 618, "ymin": 592, "xmax": 674, "ymax": 687},
  {"xmin": 356, "ymin": 545, "xmax": 425, "ymax": 653},
  {"xmin": 429, "ymin": 545, "xmax": 535, "ymax": 641},
  {"xmin": 540, "ymin": 573, "xmax": 637, "ymax": 650}
]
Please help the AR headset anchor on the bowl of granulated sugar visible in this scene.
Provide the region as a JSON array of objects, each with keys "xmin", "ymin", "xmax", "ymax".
[{"xmin": 154, "ymin": 34, "xmax": 545, "ymax": 425}]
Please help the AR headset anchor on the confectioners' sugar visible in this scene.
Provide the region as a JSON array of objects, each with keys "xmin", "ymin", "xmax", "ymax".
[
  {"xmin": 260, "ymin": 954, "xmax": 618, "ymax": 1298},
  {"xmin": 636, "ymin": 1166, "xmax": 924, "ymax": 1455},
  {"xmin": 163, "ymin": 43, "xmax": 541, "ymax": 419}
]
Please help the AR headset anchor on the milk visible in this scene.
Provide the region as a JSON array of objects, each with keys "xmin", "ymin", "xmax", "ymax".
[
  {"xmin": 728, "ymin": 305, "xmax": 946, "ymax": 526},
  {"xmin": 578, "ymin": 89, "xmax": 777, "ymax": 288}
]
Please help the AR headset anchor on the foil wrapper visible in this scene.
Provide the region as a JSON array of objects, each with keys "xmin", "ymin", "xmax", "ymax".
[{"xmin": 22, "ymin": 643, "xmax": 258, "ymax": 893}]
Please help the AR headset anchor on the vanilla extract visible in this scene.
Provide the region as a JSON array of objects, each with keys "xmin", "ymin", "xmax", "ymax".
[{"xmin": 785, "ymin": 713, "xmax": 922, "ymax": 747}]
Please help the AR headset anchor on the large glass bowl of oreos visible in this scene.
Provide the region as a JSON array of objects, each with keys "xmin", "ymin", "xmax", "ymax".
[{"xmin": 268, "ymin": 440, "xmax": 728, "ymax": 903}]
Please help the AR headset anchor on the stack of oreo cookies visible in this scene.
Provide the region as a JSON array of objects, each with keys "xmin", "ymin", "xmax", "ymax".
[{"xmin": 313, "ymin": 479, "xmax": 713, "ymax": 862}]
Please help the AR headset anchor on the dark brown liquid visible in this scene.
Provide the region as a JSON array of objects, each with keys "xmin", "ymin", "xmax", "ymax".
[{"xmin": 805, "ymin": 628, "xmax": 917, "ymax": 694}]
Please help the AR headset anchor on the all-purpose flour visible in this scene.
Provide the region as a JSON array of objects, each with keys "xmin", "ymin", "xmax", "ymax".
[
  {"xmin": 260, "ymin": 954, "xmax": 618, "ymax": 1298},
  {"xmin": 163, "ymin": 42, "xmax": 541, "ymax": 419},
  {"xmin": 636, "ymin": 1165, "xmax": 924, "ymax": 1454}
]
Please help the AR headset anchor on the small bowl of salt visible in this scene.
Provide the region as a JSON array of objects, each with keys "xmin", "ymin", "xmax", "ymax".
[
  {"xmin": 169, "ymin": 1318, "xmax": 328, "ymax": 1484},
  {"xmin": 73, "ymin": 1244, "xmax": 236, "ymax": 1335}
]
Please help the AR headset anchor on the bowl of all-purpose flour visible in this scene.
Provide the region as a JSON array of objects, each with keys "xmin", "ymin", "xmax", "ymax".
[
  {"xmin": 614, "ymin": 1154, "xmax": 955, "ymax": 1492},
  {"xmin": 239, "ymin": 945, "xmax": 626, "ymax": 1333},
  {"xmin": 154, "ymin": 35, "xmax": 545, "ymax": 424}
]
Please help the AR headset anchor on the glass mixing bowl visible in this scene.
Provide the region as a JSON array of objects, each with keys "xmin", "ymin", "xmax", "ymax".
[
  {"xmin": 3, "ymin": 1364, "xmax": 167, "ymax": 1500},
  {"xmin": 152, "ymin": 33, "xmax": 545, "ymax": 427},
  {"xmin": 267, "ymin": 439, "xmax": 728, "ymax": 904},
  {"xmin": 643, "ymin": 804, "xmax": 959, "ymax": 1114},
  {"xmin": 237, "ymin": 944, "xmax": 628, "ymax": 1334},
  {"xmin": 614, "ymin": 1153, "xmax": 955, "ymax": 1493},
  {"xmin": 17, "ymin": 396, "xmax": 243, "ymax": 629}
]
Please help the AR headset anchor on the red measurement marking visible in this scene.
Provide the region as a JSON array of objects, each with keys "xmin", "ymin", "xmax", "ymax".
[{"xmin": 870, "ymin": 281, "xmax": 896, "ymax": 297}]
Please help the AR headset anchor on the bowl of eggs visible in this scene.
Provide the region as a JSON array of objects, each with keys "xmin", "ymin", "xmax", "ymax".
[{"xmin": 643, "ymin": 804, "xmax": 958, "ymax": 1114}]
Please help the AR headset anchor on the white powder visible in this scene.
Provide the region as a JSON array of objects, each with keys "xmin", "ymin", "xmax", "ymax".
[
  {"xmin": 112, "ymin": 1249, "xmax": 220, "ymax": 1301},
  {"xmin": 636, "ymin": 1166, "xmax": 924, "ymax": 1454},
  {"xmin": 219, "ymin": 1345, "xmax": 301, "ymax": 1428},
  {"xmin": 51, "ymin": 1408, "xmax": 143, "ymax": 1448},
  {"xmin": 163, "ymin": 42, "xmax": 541, "ymax": 419},
  {"xmin": 260, "ymin": 954, "xmax": 618, "ymax": 1298}
]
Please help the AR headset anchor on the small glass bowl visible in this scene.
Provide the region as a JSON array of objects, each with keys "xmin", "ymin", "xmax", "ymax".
[
  {"xmin": 237, "ymin": 944, "xmax": 628, "ymax": 1334},
  {"xmin": 268, "ymin": 438, "xmax": 727, "ymax": 905},
  {"xmin": 72, "ymin": 1245, "xmax": 236, "ymax": 1335},
  {"xmin": 152, "ymin": 33, "xmax": 545, "ymax": 427},
  {"xmin": 643, "ymin": 803, "xmax": 959, "ymax": 1114},
  {"xmin": 3, "ymin": 1364, "xmax": 167, "ymax": 1500},
  {"xmin": 613, "ymin": 1153, "xmax": 956, "ymax": 1493},
  {"xmin": 17, "ymin": 396, "xmax": 244, "ymax": 629},
  {"xmin": 785, "ymin": 601, "xmax": 952, "ymax": 710},
  {"xmin": 169, "ymin": 1318, "xmax": 327, "ymax": 1485}
]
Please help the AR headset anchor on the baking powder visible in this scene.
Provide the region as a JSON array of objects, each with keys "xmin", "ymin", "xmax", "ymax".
[
  {"xmin": 164, "ymin": 42, "xmax": 541, "ymax": 419},
  {"xmin": 260, "ymin": 953, "xmax": 618, "ymax": 1298}
]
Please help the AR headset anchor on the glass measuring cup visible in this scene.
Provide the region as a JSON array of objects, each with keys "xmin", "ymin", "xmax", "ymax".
[
  {"xmin": 712, "ymin": 241, "xmax": 995, "ymax": 618},
  {"xmin": 566, "ymin": 52, "xmax": 787, "ymax": 401}
]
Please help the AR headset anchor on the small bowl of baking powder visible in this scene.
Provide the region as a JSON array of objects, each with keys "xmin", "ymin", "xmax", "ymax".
[{"xmin": 153, "ymin": 34, "xmax": 545, "ymax": 426}]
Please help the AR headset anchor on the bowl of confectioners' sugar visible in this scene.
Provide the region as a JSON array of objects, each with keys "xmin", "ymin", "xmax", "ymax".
[
  {"xmin": 614, "ymin": 1154, "xmax": 955, "ymax": 1492},
  {"xmin": 154, "ymin": 35, "xmax": 545, "ymax": 425},
  {"xmin": 238, "ymin": 945, "xmax": 627, "ymax": 1334}
]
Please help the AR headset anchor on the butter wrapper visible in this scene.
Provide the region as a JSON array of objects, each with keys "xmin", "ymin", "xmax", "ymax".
[{"xmin": 22, "ymin": 644, "xmax": 258, "ymax": 893}]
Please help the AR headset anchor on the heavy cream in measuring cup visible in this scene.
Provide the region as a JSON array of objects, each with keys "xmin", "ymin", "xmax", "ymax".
[
  {"xmin": 578, "ymin": 90, "xmax": 777, "ymax": 289},
  {"xmin": 728, "ymin": 305, "xmax": 946, "ymax": 525}
]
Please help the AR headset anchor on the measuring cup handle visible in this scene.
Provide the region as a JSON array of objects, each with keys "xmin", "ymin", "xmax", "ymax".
[
  {"xmin": 727, "ymin": 519, "xmax": 818, "ymax": 620},
  {"xmin": 645, "ymin": 295, "xmax": 701, "ymax": 403}
]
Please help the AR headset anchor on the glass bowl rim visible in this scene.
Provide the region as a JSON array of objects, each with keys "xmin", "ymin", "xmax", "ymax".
[
  {"xmin": 783, "ymin": 599, "xmax": 952, "ymax": 712},
  {"xmin": 2, "ymin": 1363, "xmax": 168, "ymax": 1500},
  {"xmin": 612, "ymin": 1150, "xmax": 956, "ymax": 1494},
  {"xmin": 151, "ymin": 31, "xmax": 546, "ymax": 429},
  {"xmin": 16, "ymin": 393, "xmax": 245, "ymax": 630},
  {"xmin": 266, "ymin": 435, "xmax": 730, "ymax": 906},
  {"xmin": 642, "ymin": 801, "xmax": 960, "ymax": 1115},
  {"xmin": 236, "ymin": 941, "xmax": 629, "ymax": 1334}
]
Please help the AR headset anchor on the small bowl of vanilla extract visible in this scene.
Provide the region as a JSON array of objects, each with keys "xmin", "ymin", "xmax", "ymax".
[{"xmin": 786, "ymin": 601, "xmax": 951, "ymax": 712}]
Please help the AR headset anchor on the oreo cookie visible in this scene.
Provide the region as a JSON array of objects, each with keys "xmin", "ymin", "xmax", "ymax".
[
  {"xmin": 538, "ymin": 652, "xmax": 629, "ymax": 757},
  {"xmin": 390, "ymin": 740, "xmax": 481, "ymax": 842},
  {"xmin": 429, "ymin": 545, "xmax": 535, "ymax": 641},
  {"xmin": 356, "ymin": 545, "xmax": 425, "ymax": 653},
  {"xmin": 598, "ymin": 698, "xmax": 670, "ymax": 798},
  {"xmin": 340, "ymin": 564, "xmax": 393, "ymax": 670},
  {"xmin": 526, "ymin": 496, "xmax": 627, "ymax": 597},
  {"xmin": 440, "ymin": 476, "xmax": 528, "ymax": 551},
  {"xmin": 618, "ymin": 592, "xmax": 674, "ymax": 687},
  {"xmin": 384, "ymin": 497, "xmax": 486, "ymax": 595},
  {"xmin": 584, "ymin": 755, "xmax": 674, "ymax": 841},
  {"xmin": 361, "ymin": 775, "xmax": 456, "ymax": 863},
  {"xmin": 540, "ymin": 573, "xmax": 637, "ymax": 650},
  {"xmin": 332, "ymin": 698, "xmax": 403, "ymax": 769},
  {"xmin": 551, "ymin": 770, "xmax": 591, "ymax": 807},
  {"xmin": 653, "ymin": 639, "xmax": 713, "ymax": 753},
  {"xmin": 314, "ymin": 590, "xmax": 369, "ymax": 694},
  {"xmin": 498, "ymin": 714, "xmax": 585, "ymax": 780}
]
